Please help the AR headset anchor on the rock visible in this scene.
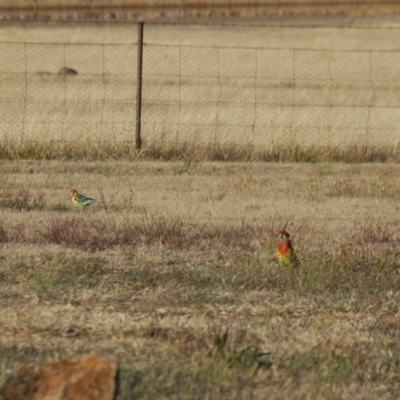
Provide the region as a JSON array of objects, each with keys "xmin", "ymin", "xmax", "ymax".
[
  {"xmin": 58, "ymin": 67, "xmax": 78, "ymax": 75},
  {"xmin": 0, "ymin": 354, "xmax": 118, "ymax": 400}
]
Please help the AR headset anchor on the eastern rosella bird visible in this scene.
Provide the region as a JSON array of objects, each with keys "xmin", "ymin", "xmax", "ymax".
[
  {"xmin": 276, "ymin": 230, "xmax": 299, "ymax": 266},
  {"xmin": 70, "ymin": 189, "xmax": 101, "ymax": 211}
]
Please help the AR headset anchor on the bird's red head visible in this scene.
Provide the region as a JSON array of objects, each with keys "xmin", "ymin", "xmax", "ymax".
[
  {"xmin": 278, "ymin": 230, "xmax": 290, "ymax": 240},
  {"xmin": 70, "ymin": 189, "xmax": 77, "ymax": 197}
]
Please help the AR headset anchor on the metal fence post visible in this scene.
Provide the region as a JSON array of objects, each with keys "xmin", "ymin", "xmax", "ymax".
[{"xmin": 135, "ymin": 21, "xmax": 144, "ymax": 150}]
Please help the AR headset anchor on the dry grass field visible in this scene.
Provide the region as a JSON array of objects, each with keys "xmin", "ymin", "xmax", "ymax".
[
  {"xmin": 1, "ymin": 160, "xmax": 400, "ymax": 398},
  {"xmin": 2, "ymin": 10, "xmax": 400, "ymax": 398}
]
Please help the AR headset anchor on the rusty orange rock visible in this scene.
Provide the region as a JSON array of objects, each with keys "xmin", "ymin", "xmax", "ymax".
[{"xmin": 0, "ymin": 354, "xmax": 118, "ymax": 400}]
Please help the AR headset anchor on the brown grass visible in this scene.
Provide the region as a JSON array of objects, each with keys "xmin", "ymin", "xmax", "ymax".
[
  {"xmin": 1, "ymin": 140, "xmax": 399, "ymax": 163},
  {"xmin": 1, "ymin": 160, "xmax": 400, "ymax": 398}
]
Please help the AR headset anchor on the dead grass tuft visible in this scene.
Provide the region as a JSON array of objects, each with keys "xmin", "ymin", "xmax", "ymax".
[
  {"xmin": 0, "ymin": 188, "xmax": 45, "ymax": 211},
  {"xmin": 39, "ymin": 216, "xmax": 136, "ymax": 251},
  {"xmin": 132, "ymin": 212, "xmax": 186, "ymax": 248},
  {"xmin": 0, "ymin": 222, "xmax": 8, "ymax": 243},
  {"xmin": 352, "ymin": 220, "xmax": 398, "ymax": 245},
  {"xmin": 1, "ymin": 140, "xmax": 400, "ymax": 163},
  {"xmin": 208, "ymin": 331, "xmax": 271, "ymax": 376},
  {"xmin": 35, "ymin": 214, "xmax": 268, "ymax": 252}
]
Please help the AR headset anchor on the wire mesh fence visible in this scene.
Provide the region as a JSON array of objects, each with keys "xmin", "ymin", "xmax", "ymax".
[
  {"xmin": 0, "ymin": 42, "xmax": 137, "ymax": 143},
  {"xmin": 1, "ymin": 24, "xmax": 400, "ymax": 156},
  {"xmin": 142, "ymin": 43, "xmax": 400, "ymax": 150}
]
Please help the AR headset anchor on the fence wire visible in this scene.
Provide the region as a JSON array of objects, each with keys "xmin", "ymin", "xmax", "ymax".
[
  {"xmin": 0, "ymin": 42, "xmax": 137, "ymax": 142},
  {"xmin": 1, "ymin": 25, "xmax": 400, "ymax": 150}
]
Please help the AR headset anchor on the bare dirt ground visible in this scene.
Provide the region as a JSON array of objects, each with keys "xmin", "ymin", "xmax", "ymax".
[{"xmin": 1, "ymin": 160, "xmax": 400, "ymax": 398}]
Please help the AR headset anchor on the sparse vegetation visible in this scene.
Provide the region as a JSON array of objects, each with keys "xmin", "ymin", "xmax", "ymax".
[
  {"xmin": 1, "ymin": 140, "xmax": 400, "ymax": 163},
  {"xmin": 0, "ymin": 188, "xmax": 45, "ymax": 211},
  {"xmin": 1, "ymin": 160, "xmax": 400, "ymax": 398}
]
